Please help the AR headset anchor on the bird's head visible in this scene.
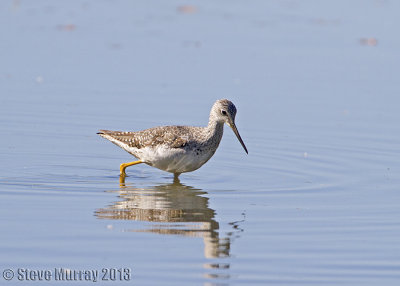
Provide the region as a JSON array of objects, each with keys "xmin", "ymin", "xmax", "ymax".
[{"xmin": 210, "ymin": 99, "xmax": 248, "ymax": 154}]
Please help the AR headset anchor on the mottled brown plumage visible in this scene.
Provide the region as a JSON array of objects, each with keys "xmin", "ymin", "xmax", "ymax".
[{"xmin": 98, "ymin": 125, "xmax": 203, "ymax": 150}]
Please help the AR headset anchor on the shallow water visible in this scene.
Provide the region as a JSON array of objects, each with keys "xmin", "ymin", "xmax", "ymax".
[{"xmin": 1, "ymin": 1, "xmax": 400, "ymax": 285}]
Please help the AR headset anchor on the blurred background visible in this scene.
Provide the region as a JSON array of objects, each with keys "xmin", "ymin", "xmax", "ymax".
[{"xmin": 1, "ymin": 1, "xmax": 399, "ymax": 285}]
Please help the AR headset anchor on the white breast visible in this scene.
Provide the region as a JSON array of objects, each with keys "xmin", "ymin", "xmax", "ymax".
[{"xmin": 133, "ymin": 145, "xmax": 215, "ymax": 174}]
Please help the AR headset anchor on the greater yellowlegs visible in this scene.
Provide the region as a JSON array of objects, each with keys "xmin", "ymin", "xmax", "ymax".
[{"xmin": 98, "ymin": 99, "xmax": 248, "ymax": 179}]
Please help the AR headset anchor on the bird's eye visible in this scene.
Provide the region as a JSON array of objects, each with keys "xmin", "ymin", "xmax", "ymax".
[{"xmin": 221, "ymin": 110, "xmax": 227, "ymax": 116}]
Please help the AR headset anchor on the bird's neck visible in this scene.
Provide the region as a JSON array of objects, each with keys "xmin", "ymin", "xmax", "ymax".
[{"xmin": 204, "ymin": 119, "xmax": 224, "ymax": 146}]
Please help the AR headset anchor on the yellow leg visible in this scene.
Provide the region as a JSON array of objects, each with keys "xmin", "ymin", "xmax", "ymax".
[
  {"xmin": 120, "ymin": 160, "xmax": 143, "ymax": 176},
  {"xmin": 119, "ymin": 175, "xmax": 126, "ymax": 186}
]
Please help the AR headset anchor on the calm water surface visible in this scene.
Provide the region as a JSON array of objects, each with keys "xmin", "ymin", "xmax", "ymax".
[{"xmin": 1, "ymin": 1, "xmax": 399, "ymax": 285}]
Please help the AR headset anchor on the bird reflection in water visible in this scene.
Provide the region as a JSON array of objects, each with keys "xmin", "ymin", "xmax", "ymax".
[{"xmin": 95, "ymin": 178, "xmax": 243, "ymax": 259}]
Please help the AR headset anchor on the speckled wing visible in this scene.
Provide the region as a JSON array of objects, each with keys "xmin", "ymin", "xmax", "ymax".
[{"xmin": 97, "ymin": 126, "xmax": 191, "ymax": 150}]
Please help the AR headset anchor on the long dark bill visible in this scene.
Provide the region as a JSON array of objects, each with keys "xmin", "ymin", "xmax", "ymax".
[{"xmin": 230, "ymin": 123, "xmax": 248, "ymax": 154}]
